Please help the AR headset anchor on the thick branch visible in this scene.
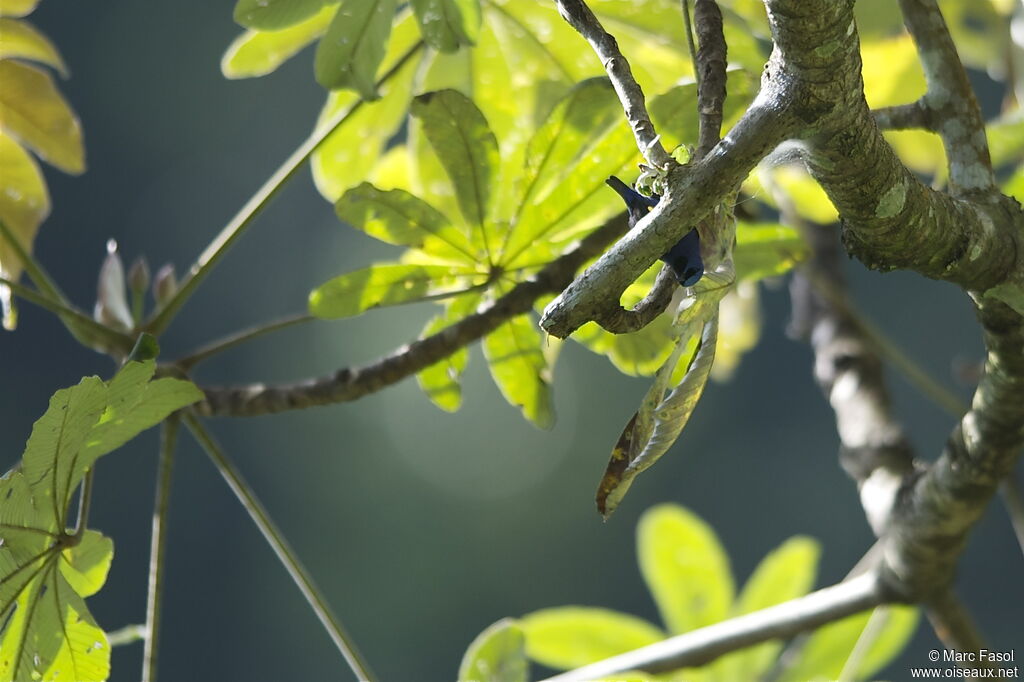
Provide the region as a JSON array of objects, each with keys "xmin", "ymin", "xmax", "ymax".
[
  {"xmin": 195, "ymin": 215, "xmax": 630, "ymax": 416},
  {"xmin": 554, "ymin": 0, "xmax": 673, "ymax": 168},
  {"xmin": 540, "ymin": 80, "xmax": 800, "ymax": 337},
  {"xmin": 541, "ymin": 572, "xmax": 887, "ymax": 681}
]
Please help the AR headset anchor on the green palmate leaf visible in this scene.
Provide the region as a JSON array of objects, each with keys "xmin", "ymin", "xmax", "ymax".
[
  {"xmin": 482, "ymin": 310, "xmax": 555, "ymax": 429},
  {"xmin": 521, "ymin": 607, "xmax": 663, "ymax": 670},
  {"xmin": 311, "ymin": 8, "xmax": 420, "ymax": 200},
  {"xmin": 416, "ymin": 292, "xmax": 481, "ymax": 412},
  {"xmin": 234, "ymin": 0, "xmax": 327, "ymax": 31},
  {"xmin": 648, "ymin": 70, "xmax": 757, "ymax": 150},
  {"xmin": 779, "ymin": 605, "xmax": 919, "ymax": 682},
  {"xmin": 733, "ymin": 222, "xmax": 808, "ymax": 282},
  {"xmin": 411, "ymin": 0, "xmax": 480, "ymax": 52},
  {"xmin": 711, "ymin": 537, "xmax": 820, "ymax": 681},
  {"xmin": 309, "ymin": 262, "xmax": 487, "ymax": 319},
  {"xmin": 411, "ymin": 89, "xmax": 499, "ymax": 256},
  {"xmin": 315, "ymin": 0, "xmax": 397, "ymax": 97},
  {"xmin": 0, "ymin": 18, "xmax": 66, "ymax": 73},
  {"xmin": 0, "ymin": 60, "xmax": 83, "ymax": 174},
  {"xmin": 860, "ymin": 35, "xmax": 926, "ymax": 108},
  {"xmin": 335, "ymin": 182, "xmax": 476, "ymax": 265},
  {"xmin": 597, "ymin": 315, "xmax": 720, "ymax": 519},
  {"xmin": 459, "ymin": 618, "xmax": 528, "ymax": 682},
  {"xmin": 636, "ymin": 504, "xmax": 734, "ymax": 635},
  {"xmin": 222, "ymin": 5, "xmax": 337, "ymax": 79},
  {"xmin": 0, "ymin": 0, "xmax": 36, "ymax": 17},
  {"xmin": 749, "ymin": 165, "xmax": 838, "ymax": 225},
  {"xmin": 0, "ymin": 130, "xmax": 49, "ymax": 329}
]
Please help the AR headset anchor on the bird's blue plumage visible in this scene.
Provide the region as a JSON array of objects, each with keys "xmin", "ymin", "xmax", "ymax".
[{"xmin": 606, "ymin": 176, "xmax": 704, "ymax": 287}]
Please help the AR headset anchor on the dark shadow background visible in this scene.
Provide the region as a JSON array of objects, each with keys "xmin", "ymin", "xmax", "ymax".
[{"xmin": 1, "ymin": 2, "xmax": 1020, "ymax": 680}]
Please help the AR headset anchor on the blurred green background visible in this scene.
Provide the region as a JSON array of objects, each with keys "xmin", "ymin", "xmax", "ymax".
[{"xmin": 1, "ymin": 1, "xmax": 1021, "ymax": 679}]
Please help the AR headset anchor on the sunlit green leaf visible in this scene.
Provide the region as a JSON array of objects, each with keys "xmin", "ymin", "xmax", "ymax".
[
  {"xmin": 860, "ymin": 35, "xmax": 927, "ymax": 109},
  {"xmin": 780, "ymin": 604, "xmax": 919, "ymax": 682},
  {"xmin": 335, "ymin": 182, "xmax": 475, "ymax": 265},
  {"xmin": 939, "ymin": 0, "xmax": 1007, "ymax": 73},
  {"xmin": 884, "ymin": 129, "xmax": 946, "ymax": 178},
  {"xmin": 749, "ymin": 165, "xmax": 838, "ymax": 225},
  {"xmin": 712, "ymin": 282, "xmax": 761, "ymax": 381},
  {"xmin": 733, "ymin": 221, "xmax": 807, "ymax": 282},
  {"xmin": 636, "ymin": 503, "xmax": 734, "ymax": 634},
  {"xmin": 482, "ymin": 309, "xmax": 555, "ymax": 429},
  {"xmin": 0, "ymin": 129, "xmax": 49, "ymax": 329},
  {"xmin": 59, "ymin": 531, "xmax": 113, "ymax": 599},
  {"xmin": 521, "ymin": 607, "xmax": 663, "ymax": 670},
  {"xmin": 416, "ymin": 292, "xmax": 481, "ymax": 411},
  {"xmin": 711, "ymin": 536, "xmax": 820, "ymax": 680},
  {"xmin": 315, "ymin": 0, "xmax": 397, "ymax": 97},
  {"xmin": 0, "ymin": 60, "xmax": 84, "ymax": 173},
  {"xmin": 309, "ymin": 262, "xmax": 486, "ymax": 318},
  {"xmin": 1002, "ymin": 164, "xmax": 1024, "ymax": 200},
  {"xmin": 0, "ymin": 0, "xmax": 37, "ymax": 18},
  {"xmin": 411, "ymin": 89, "xmax": 500, "ymax": 256},
  {"xmin": 411, "ymin": 0, "xmax": 480, "ymax": 52},
  {"xmin": 222, "ymin": 5, "xmax": 336, "ymax": 79},
  {"xmin": 234, "ymin": 0, "xmax": 326, "ymax": 31},
  {"xmin": 459, "ymin": 618, "xmax": 528, "ymax": 682},
  {"xmin": 0, "ymin": 18, "xmax": 66, "ymax": 73}
]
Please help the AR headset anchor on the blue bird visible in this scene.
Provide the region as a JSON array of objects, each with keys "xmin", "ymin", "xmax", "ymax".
[{"xmin": 605, "ymin": 176, "xmax": 704, "ymax": 286}]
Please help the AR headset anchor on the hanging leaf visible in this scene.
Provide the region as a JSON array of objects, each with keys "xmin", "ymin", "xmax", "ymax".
[
  {"xmin": 482, "ymin": 310, "xmax": 555, "ymax": 429},
  {"xmin": 233, "ymin": 0, "xmax": 327, "ymax": 31},
  {"xmin": 410, "ymin": 0, "xmax": 480, "ymax": 52},
  {"xmin": 597, "ymin": 314, "xmax": 720, "ymax": 518},
  {"xmin": 733, "ymin": 222, "xmax": 807, "ymax": 282},
  {"xmin": 308, "ymin": 262, "xmax": 486, "ymax": 319},
  {"xmin": 411, "ymin": 89, "xmax": 499, "ymax": 254},
  {"xmin": 458, "ymin": 618, "xmax": 528, "ymax": 682},
  {"xmin": 222, "ymin": 5, "xmax": 337, "ymax": 79},
  {"xmin": 521, "ymin": 607, "xmax": 663, "ymax": 670},
  {"xmin": 0, "ymin": 0, "xmax": 37, "ymax": 18},
  {"xmin": 635, "ymin": 504, "xmax": 734, "ymax": 635},
  {"xmin": 315, "ymin": 0, "xmax": 397, "ymax": 98}
]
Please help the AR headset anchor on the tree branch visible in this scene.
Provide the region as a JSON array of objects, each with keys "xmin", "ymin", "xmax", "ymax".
[
  {"xmin": 554, "ymin": 0, "xmax": 673, "ymax": 169},
  {"xmin": 195, "ymin": 214, "xmax": 631, "ymax": 416},
  {"xmin": 540, "ymin": 572, "xmax": 887, "ymax": 681}
]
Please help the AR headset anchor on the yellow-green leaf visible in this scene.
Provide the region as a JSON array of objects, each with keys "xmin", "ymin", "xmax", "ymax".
[
  {"xmin": 749, "ymin": 165, "xmax": 838, "ymax": 225},
  {"xmin": 459, "ymin": 618, "xmax": 528, "ymax": 682},
  {"xmin": 234, "ymin": 0, "xmax": 326, "ymax": 30},
  {"xmin": 335, "ymin": 182, "xmax": 475, "ymax": 264},
  {"xmin": 482, "ymin": 311, "xmax": 555, "ymax": 429},
  {"xmin": 0, "ymin": 0, "xmax": 37, "ymax": 18},
  {"xmin": 314, "ymin": 0, "xmax": 397, "ymax": 97},
  {"xmin": 860, "ymin": 35, "xmax": 926, "ymax": 109},
  {"xmin": 60, "ymin": 531, "xmax": 113, "ymax": 599},
  {"xmin": 415, "ymin": 292, "xmax": 480, "ymax": 411},
  {"xmin": 636, "ymin": 504, "xmax": 734, "ymax": 635},
  {"xmin": 0, "ymin": 130, "xmax": 49, "ymax": 329},
  {"xmin": 221, "ymin": 5, "xmax": 336, "ymax": 79},
  {"xmin": 0, "ymin": 18, "xmax": 66, "ymax": 73},
  {"xmin": 733, "ymin": 221, "xmax": 807, "ymax": 282},
  {"xmin": 308, "ymin": 262, "xmax": 485, "ymax": 318},
  {"xmin": 0, "ymin": 60, "xmax": 84, "ymax": 173},
  {"xmin": 410, "ymin": 0, "xmax": 480, "ymax": 52},
  {"xmin": 521, "ymin": 607, "xmax": 663, "ymax": 670},
  {"xmin": 411, "ymin": 89, "xmax": 499, "ymax": 248},
  {"xmin": 712, "ymin": 282, "xmax": 761, "ymax": 382}
]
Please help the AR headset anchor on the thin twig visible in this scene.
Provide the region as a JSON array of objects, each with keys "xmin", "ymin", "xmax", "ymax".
[
  {"xmin": 145, "ymin": 41, "xmax": 425, "ymax": 336},
  {"xmin": 143, "ymin": 416, "xmax": 180, "ymax": 682},
  {"xmin": 0, "ymin": 217, "xmax": 68, "ymax": 305},
  {"xmin": 182, "ymin": 413, "xmax": 378, "ymax": 682},
  {"xmin": 925, "ymin": 588, "xmax": 994, "ymax": 664},
  {"xmin": 693, "ymin": 0, "xmax": 727, "ymax": 158},
  {"xmin": 176, "ymin": 313, "xmax": 314, "ymax": 370},
  {"xmin": 554, "ymin": 0, "xmax": 673, "ymax": 168},
  {"xmin": 681, "ymin": 0, "xmax": 700, "ymax": 91},
  {"xmin": 873, "ymin": 101, "xmax": 933, "ymax": 131},
  {"xmin": 0, "ymin": 275, "xmax": 134, "ymax": 353},
  {"xmin": 837, "ymin": 606, "xmax": 890, "ymax": 682},
  {"xmin": 107, "ymin": 624, "xmax": 147, "ymax": 647},
  {"xmin": 541, "ymin": 572, "xmax": 886, "ymax": 681}
]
